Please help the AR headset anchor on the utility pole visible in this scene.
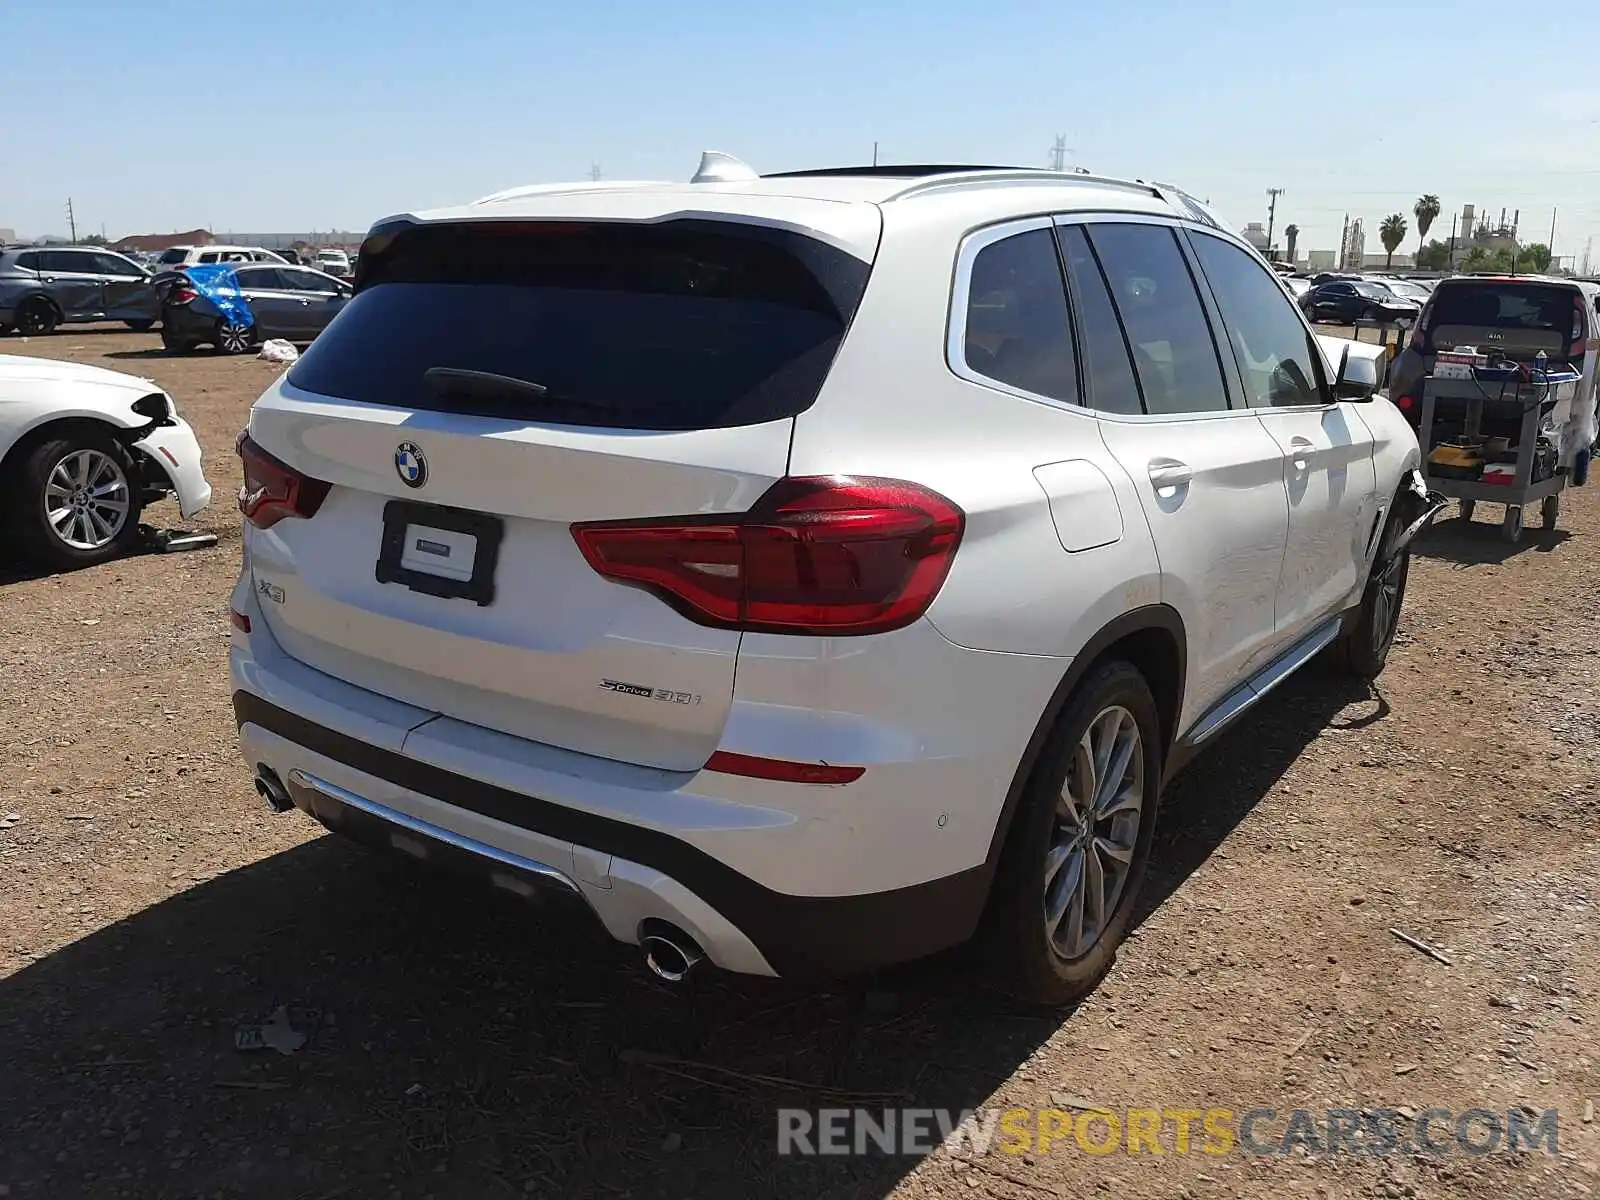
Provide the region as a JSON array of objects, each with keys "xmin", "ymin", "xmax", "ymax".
[
  {"xmin": 1339, "ymin": 213, "xmax": 1350, "ymax": 270},
  {"xmin": 590, "ymin": 163, "xmax": 602, "ymax": 182},
  {"xmin": 1265, "ymin": 187, "xmax": 1284, "ymax": 259},
  {"xmin": 1049, "ymin": 135, "xmax": 1069, "ymax": 172},
  {"xmin": 1448, "ymin": 212, "xmax": 1458, "ymax": 269},
  {"xmin": 65, "ymin": 198, "xmax": 77, "ymax": 242},
  {"xmin": 872, "ymin": 141, "xmax": 878, "ymax": 167},
  {"xmin": 1548, "ymin": 207, "xmax": 1556, "ymax": 256}
]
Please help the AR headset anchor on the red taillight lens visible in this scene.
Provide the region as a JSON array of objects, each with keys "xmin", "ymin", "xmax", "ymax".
[
  {"xmin": 236, "ymin": 431, "xmax": 331, "ymax": 530},
  {"xmin": 170, "ymin": 286, "xmax": 198, "ymax": 305},
  {"xmin": 705, "ymin": 751, "xmax": 864, "ymax": 784},
  {"xmin": 572, "ymin": 476, "xmax": 965, "ymax": 636},
  {"xmin": 1397, "ymin": 394, "xmax": 1415, "ymax": 411}
]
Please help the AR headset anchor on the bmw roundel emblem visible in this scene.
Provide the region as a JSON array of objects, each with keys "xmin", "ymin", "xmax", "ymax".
[{"xmin": 395, "ymin": 442, "xmax": 427, "ymax": 489}]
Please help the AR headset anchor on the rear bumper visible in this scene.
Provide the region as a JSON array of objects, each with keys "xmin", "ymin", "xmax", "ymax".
[
  {"xmin": 233, "ymin": 688, "xmax": 997, "ymax": 978},
  {"xmin": 226, "ymin": 568, "xmax": 1045, "ymax": 977}
]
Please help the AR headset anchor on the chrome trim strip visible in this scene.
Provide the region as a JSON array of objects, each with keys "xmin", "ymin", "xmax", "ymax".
[{"xmin": 286, "ymin": 769, "xmax": 581, "ymax": 893}]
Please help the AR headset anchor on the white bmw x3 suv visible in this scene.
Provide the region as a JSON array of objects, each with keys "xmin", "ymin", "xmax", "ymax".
[{"xmin": 229, "ymin": 156, "xmax": 1439, "ymax": 1002}]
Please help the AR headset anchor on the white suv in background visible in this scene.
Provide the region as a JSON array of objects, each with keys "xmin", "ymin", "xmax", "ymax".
[
  {"xmin": 228, "ymin": 157, "xmax": 1438, "ymax": 1002},
  {"xmin": 154, "ymin": 245, "xmax": 288, "ymax": 268}
]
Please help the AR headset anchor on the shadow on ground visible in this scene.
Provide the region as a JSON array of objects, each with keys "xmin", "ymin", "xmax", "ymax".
[
  {"xmin": 0, "ymin": 675, "xmax": 1374, "ymax": 1199},
  {"xmin": 1412, "ymin": 510, "xmax": 1571, "ymax": 567}
]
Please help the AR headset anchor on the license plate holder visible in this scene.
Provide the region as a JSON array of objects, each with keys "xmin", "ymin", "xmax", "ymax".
[{"xmin": 376, "ymin": 500, "xmax": 504, "ymax": 606}]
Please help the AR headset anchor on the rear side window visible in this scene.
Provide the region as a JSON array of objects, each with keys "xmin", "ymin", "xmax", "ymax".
[
  {"xmin": 288, "ymin": 220, "xmax": 871, "ymax": 431},
  {"xmin": 1427, "ymin": 282, "xmax": 1575, "ymax": 333},
  {"xmin": 1085, "ymin": 224, "xmax": 1231, "ymax": 415},
  {"xmin": 14, "ymin": 252, "xmax": 40, "ymax": 271},
  {"xmin": 1058, "ymin": 226, "xmax": 1144, "ymax": 415},
  {"xmin": 961, "ymin": 228, "xmax": 1078, "ymax": 403}
]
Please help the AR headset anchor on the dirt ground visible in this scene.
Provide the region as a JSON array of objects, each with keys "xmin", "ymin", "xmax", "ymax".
[{"xmin": 0, "ymin": 328, "xmax": 1595, "ymax": 1200}]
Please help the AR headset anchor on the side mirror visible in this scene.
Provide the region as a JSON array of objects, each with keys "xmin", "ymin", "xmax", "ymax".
[{"xmin": 1334, "ymin": 344, "xmax": 1379, "ymax": 400}]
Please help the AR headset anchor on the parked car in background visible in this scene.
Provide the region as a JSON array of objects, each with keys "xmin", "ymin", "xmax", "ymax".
[
  {"xmin": 154, "ymin": 245, "xmax": 289, "ymax": 269},
  {"xmin": 1387, "ymin": 275, "xmax": 1600, "ymax": 433},
  {"xmin": 313, "ymin": 249, "xmax": 351, "ymax": 278},
  {"xmin": 157, "ymin": 263, "xmax": 352, "ymax": 353},
  {"xmin": 0, "ymin": 354, "xmax": 210, "ymax": 567},
  {"xmin": 1299, "ymin": 279, "xmax": 1421, "ymax": 326},
  {"xmin": 1368, "ymin": 277, "xmax": 1433, "ymax": 306},
  {"xmin": 0, "ymin": 246, "xmax": 162, "ymax": 336},
  {"xmin": 1282, "ymin": 275, "xmax": 1313, "ymax": 299},
  {"xmin": 229, "ymin": 158, "xmax": 1434, "ymax": 1003}
]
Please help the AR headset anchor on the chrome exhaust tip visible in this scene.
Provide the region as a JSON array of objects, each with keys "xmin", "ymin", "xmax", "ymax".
[
  {"xmin": 254, "ymin": 765, "xmax": 293, "ymax": 813},
  {"xmin": 641, "ymin": 923, "xmax": 704, "ymax": 984}
]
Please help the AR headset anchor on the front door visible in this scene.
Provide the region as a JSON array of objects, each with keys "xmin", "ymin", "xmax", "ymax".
[
  {"xmin": 1185, "ymin": 230, "xmax": 1379, "ymax": 638},
  {"xmin": 1058, "ymin": 220, "xmax": 1289, "ymax": 732},
  {"xmin": 95, "ymin": 252, "xmax": 160, "ymax": 322}
]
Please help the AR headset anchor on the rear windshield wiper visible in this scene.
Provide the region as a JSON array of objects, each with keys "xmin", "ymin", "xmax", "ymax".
[{"xmin": 422, "ymin": 367, "xmax": 612, "ymax": 413}]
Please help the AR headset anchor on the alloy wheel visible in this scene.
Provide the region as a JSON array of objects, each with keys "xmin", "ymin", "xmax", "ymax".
[
  {"xmin": 44, "ymin": 449, "xmax": 131, "ymax": 551},
  {"xmin": 1044, "ymin": 705, "xmax": 1145, "ymax": 959},
  {"xmin": 17, "ymin": 300, "xmax": 54, "ymax": 336},
  {"xmin": 218, "ymin": 323, "xmax": 252, "ymax": 353}
]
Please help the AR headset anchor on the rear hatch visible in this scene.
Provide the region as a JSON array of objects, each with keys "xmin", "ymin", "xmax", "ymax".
[
  {"xmin": 243, "ymin": 215, "xmax": 874, "ymax": 771},
  {"xmin": 1422, "ymin": 278, "xmax": 1585, "ymax": 365}
]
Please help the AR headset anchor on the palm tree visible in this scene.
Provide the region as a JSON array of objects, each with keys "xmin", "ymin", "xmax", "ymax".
[
  {"xmin": 1413, "ymin": 194, "xmax": 1441, "ymax": 259},
  {"xmin": 1380, "ymin": 214, "xmax": 1408, "ymax": 268},
  {"xmin": 1284, "ymin": 224, "xmax": 1300, "ymax": 265}
]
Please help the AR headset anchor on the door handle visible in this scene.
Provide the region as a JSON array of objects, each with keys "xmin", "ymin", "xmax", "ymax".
[
  {"xmin": 1287, "ymin": 437, "xmax": 1315, "ymax": 473},
  {"xmin": 1147, "ymin": 460, "xmax": 1192, "ymax": 492}
]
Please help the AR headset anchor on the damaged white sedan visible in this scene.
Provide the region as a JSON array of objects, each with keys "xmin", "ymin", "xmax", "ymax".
[{"xmin": 0, "ymin": 355, "xmax": 211, "ymax": 568}]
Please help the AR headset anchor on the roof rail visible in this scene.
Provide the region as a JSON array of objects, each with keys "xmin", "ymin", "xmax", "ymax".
[
  {"xmin": 882, "ymin": 169, "xmax": 1164, "ymax": 203},
  {"xmin": 763, "ymin": 164, "xmax": 1047, "ymax": 179}
]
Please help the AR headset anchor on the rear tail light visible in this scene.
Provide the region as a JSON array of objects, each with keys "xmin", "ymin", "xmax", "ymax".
[
  {"xmin": 170, "ymin": 285, "xmax": 198, "ymax": 305},
  {"xmin": 572, "ymin": 476, "xmax": 964, "ymax": 636},
  {"xmin": 236, "ymin": 431, "xmax": 331, "ymax": 529},
  {"xmin": 1396, "ymin": 395, "xmax": 1415, "ymax": 411},
  {"xmin": 1572, "ymin": 296, "xmax": 1586, "ymax": 357}
]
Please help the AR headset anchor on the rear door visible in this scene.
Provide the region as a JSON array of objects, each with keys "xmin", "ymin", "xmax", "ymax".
[
  {"xmin": 278, "ymin": 267, "xmax": 348, "ymax": 337},
  {"xmin": 1186, "ymin": 230, "xmax": 1378, "ymax": 636},
  {"xmin": 233, "ymin": 267, "xmax": 298, "ymax": 338},
  {"xmin": 1059, "ymin": 219, "xmax": 1289, "ymax": 727},
  {"xmin": 37, "ymin": 250, "xmax": 105, "ymax": 319},
  {"xmin": 244, "ymin": 217, "xmax": 872, "ymax": 771}
]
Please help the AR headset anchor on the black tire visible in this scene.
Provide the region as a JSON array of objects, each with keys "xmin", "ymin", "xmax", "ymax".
[
  {"xmin": 1459, "ymin": 499, "xmax": 1475, "ymax": 522},
  {"xmin": 1501, "ymin": 506, "xmax": 1524, "ymax": 544},
  {"xmin": 15, "ymin": 296, "xmax": 58, "ymax": 337},
  {"xmin": 2, "ymin": 429, "xmax": 143, "ymax": 570},
  {"xmin": 214, "ymin": 320, "xmax": 254, "ymax": 355},
  {"xmin": 1327, "ymin": 497, "xmax": 1410, "ymax": 680},
  {"xmin": 984, "ymin": 661, "xmax": 1163, "ymax": 1006},
  {"xmin": 0, "ymin": 323, "xmax": 12, "ymax": 336},
  {"xmin": 1541, "ymin": 495, "xmax": 1559, "ymax": 530},
  {"xmin": 124, "ymin": 319, "xmax": 155, "ymax": 332}
]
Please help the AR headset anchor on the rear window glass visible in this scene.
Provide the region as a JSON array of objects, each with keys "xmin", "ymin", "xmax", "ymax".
[
  {"xmin": 157, "ymin": 248, "xmax": 187, "ymax": 264},
  {"xmin": 1428, "ymin": 283, "xmax": 1574, "ymax": 332},
  {"xmin": 288, "ymin": 220, "xmax": 871, "ymax": 430}
]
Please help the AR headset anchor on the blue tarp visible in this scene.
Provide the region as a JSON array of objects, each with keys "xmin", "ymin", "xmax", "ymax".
[{"xmin": 183, "ymin": 264, "xmax": 255, "ymax": 329}]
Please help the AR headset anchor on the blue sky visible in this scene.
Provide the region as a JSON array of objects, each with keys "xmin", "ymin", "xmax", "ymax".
[{"xmin": 6, "ymin": 0, "xmax": 1598, "ymax": 265}]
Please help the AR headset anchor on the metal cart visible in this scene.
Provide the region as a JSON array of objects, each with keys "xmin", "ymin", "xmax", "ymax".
[{"xmin": 1417, "ymin": 368, "xmax": 1578, "ymax": 544}]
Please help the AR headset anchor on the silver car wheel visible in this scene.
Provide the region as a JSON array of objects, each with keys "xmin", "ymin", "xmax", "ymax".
[
  {"xmin": 218, "ymin": 323, "xmax": 252, "ymax": 353},
  {"xmin": 44, "ymin": 449, "xmax": 131, "ymax": 551},
  {"xmin": 1044, "ymin": 704, "xmax": 1144, "ymax": 960}
]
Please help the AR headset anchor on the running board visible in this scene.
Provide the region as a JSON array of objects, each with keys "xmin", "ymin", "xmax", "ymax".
[{"xmin": 1182, "ymin": 615, "xmax": 1344, "ymax": 748}]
